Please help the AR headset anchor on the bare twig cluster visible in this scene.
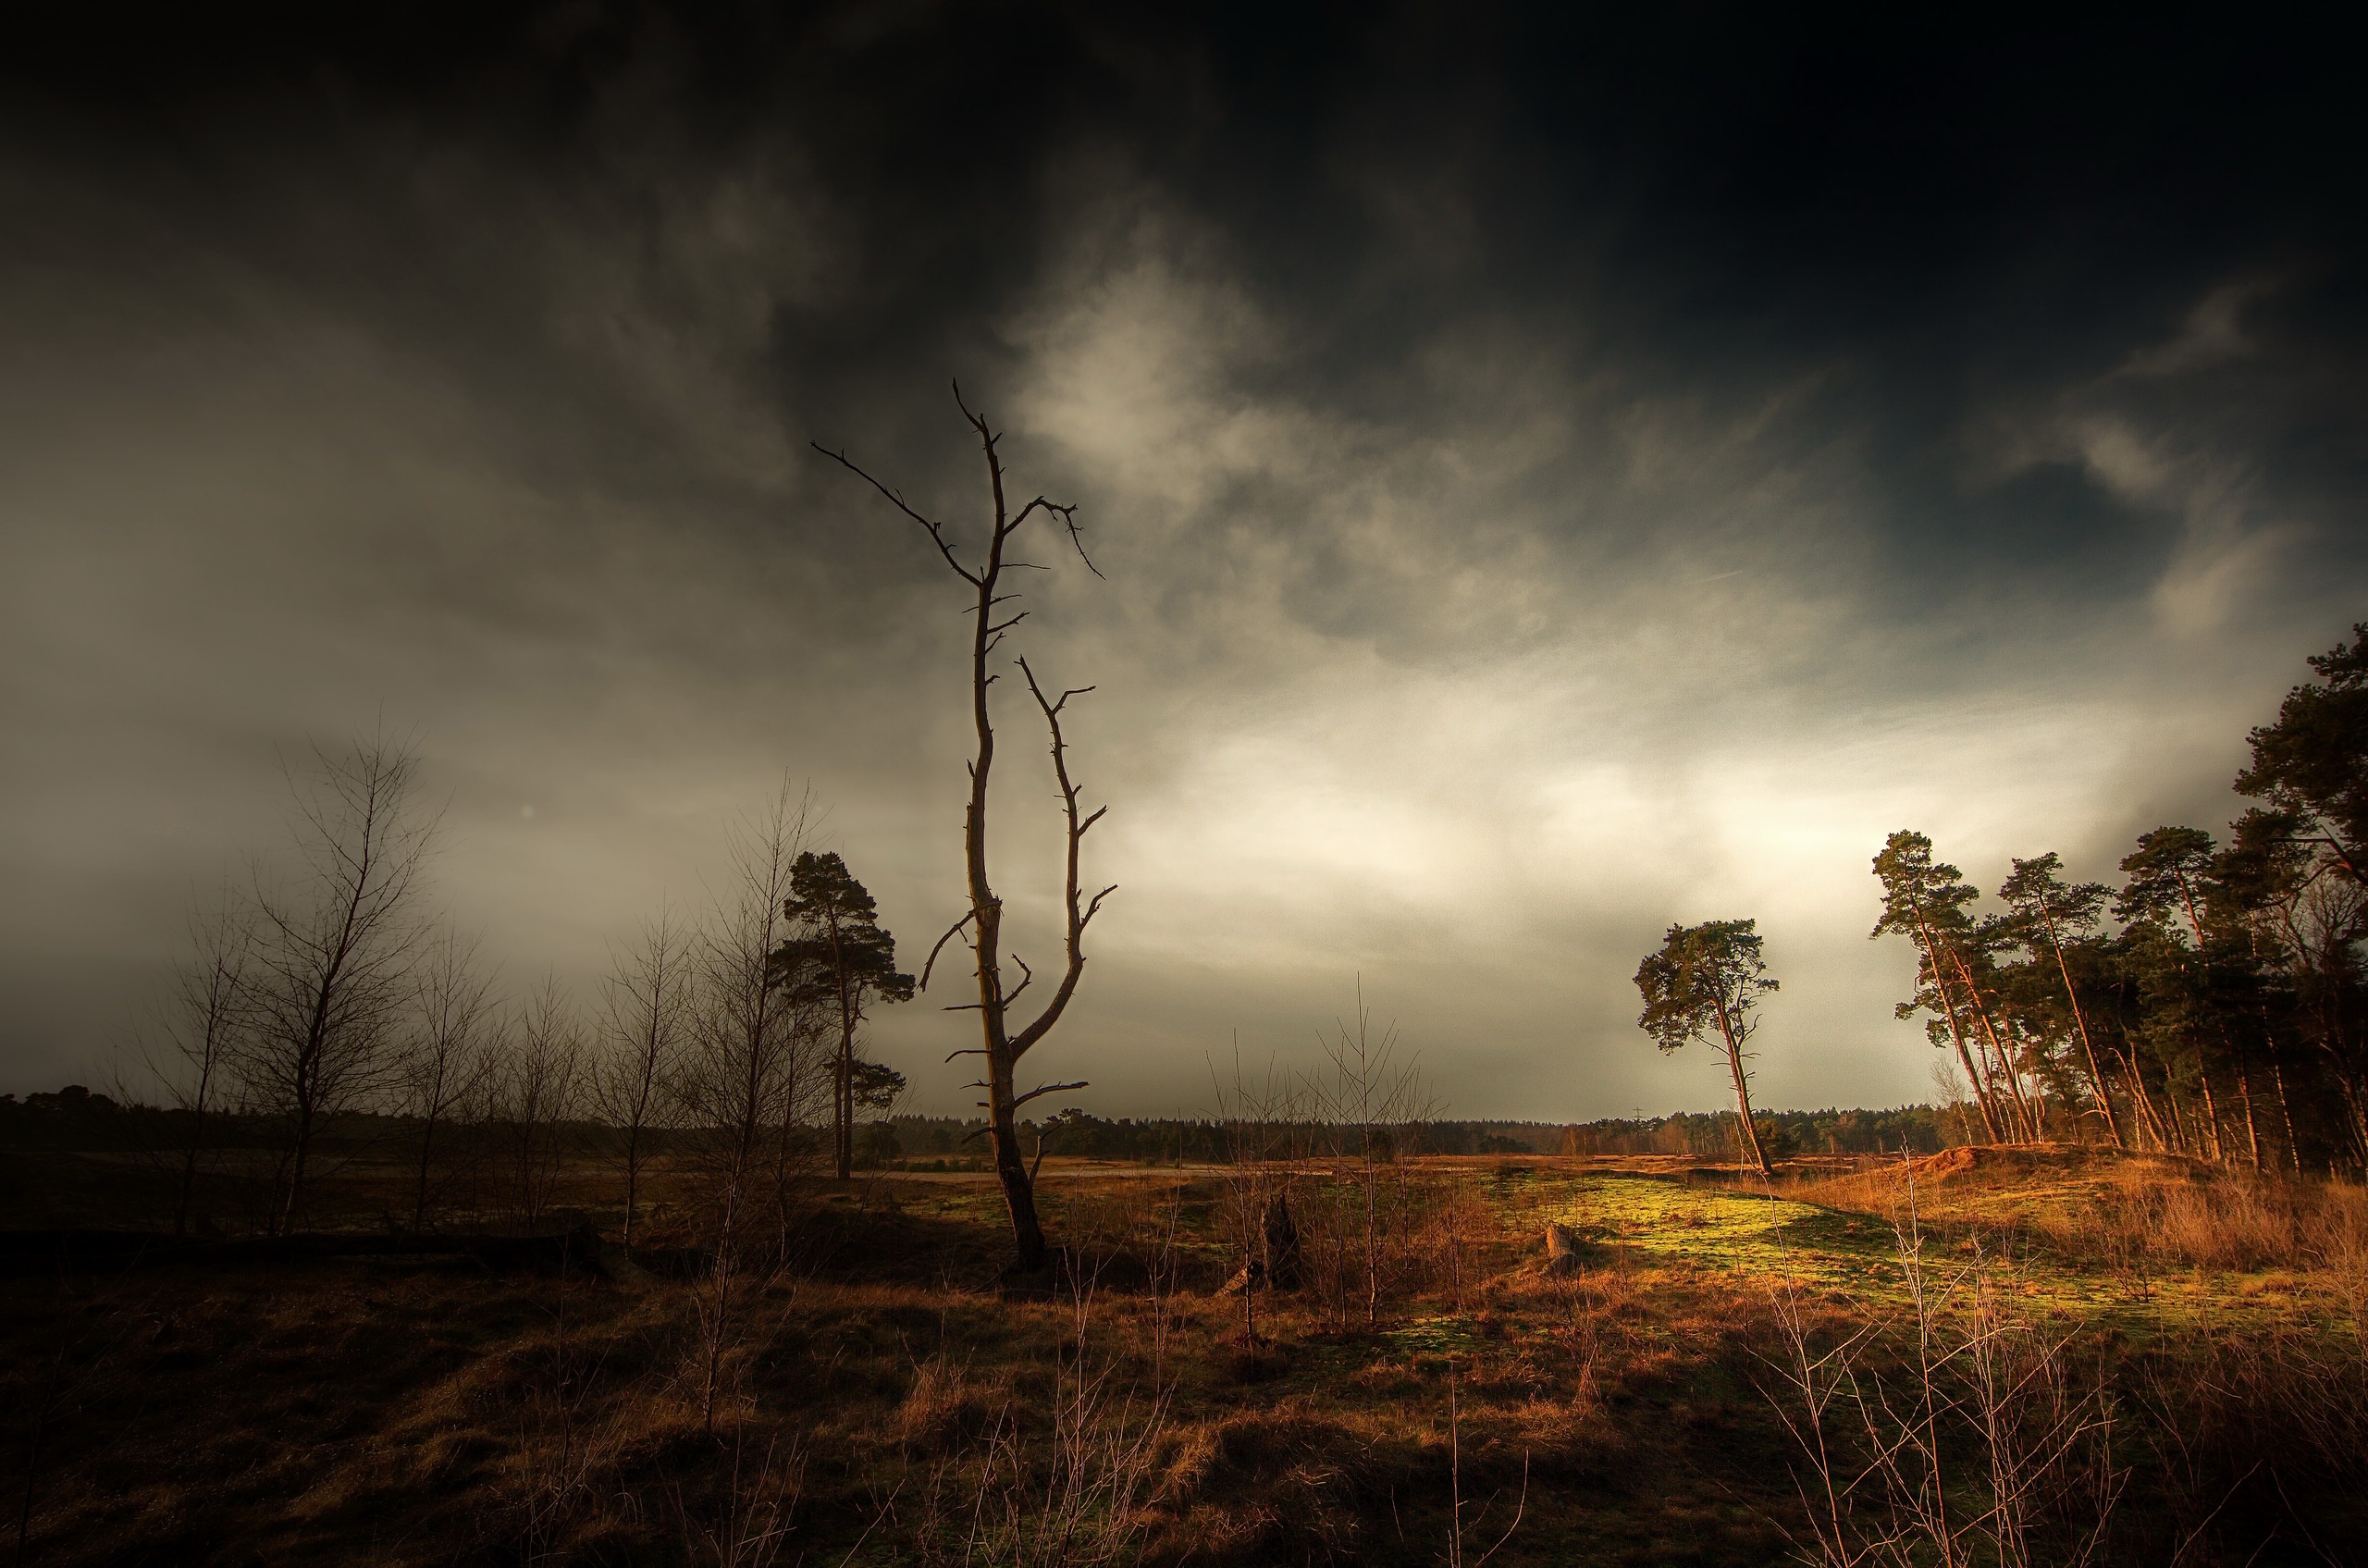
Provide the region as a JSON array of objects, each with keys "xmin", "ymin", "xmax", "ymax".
[{"xmin": 1763, "ymin": 1165, "xmax": 2126, "ymax": 1568}]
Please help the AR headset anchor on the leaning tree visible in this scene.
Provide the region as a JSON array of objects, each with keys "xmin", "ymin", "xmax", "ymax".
[
  {"xmin": 816, "ymin": 388, "xmax": 1113, "ymax": 1269},
  {"xmin": 1999, "ymin": 851, "xmax": 2124, "ymax": 1148},
  {"xmin": 1634, "ymin": 919, "xmax": 1780, "ymax": 1177},
  {"xmin": 1870, "ymin": 831, "xmax": 2008, "ymax": 1142}
]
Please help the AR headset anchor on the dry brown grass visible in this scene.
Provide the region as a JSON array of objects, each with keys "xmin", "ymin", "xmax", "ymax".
[
  {"xmin": 1792, "ymin": 1144, "xmax": 2368, "ymax": 1281},
  {"xmin": 6, "ymin": 1153, "xmax": 2368, "ymax": 1564}
]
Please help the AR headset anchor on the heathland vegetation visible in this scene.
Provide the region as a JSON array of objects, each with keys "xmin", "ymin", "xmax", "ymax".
[{"xmin": 5, "ymin": 404, "xmax": 2367, "ymax": 1564}]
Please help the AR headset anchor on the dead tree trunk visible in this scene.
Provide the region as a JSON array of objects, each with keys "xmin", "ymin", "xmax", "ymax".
[{"xmin": 818, "ymin": 389, "xmax": 1112, "ymax": 1271}]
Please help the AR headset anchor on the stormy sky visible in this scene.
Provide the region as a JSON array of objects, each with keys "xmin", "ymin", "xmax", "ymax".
[{"xmin": 4, "ymin": 5, "xmax": 2363, "ymax": 1117}]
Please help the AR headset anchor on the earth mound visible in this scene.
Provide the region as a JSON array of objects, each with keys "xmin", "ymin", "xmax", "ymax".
[{"xmin": 1897, "ymin": 1142, "xmax": 2210, "ymax": 1185}]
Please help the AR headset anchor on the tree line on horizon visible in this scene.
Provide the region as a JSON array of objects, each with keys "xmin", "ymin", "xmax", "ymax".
[
  {"xmin": 113, "ymin": 746, "xmax": 919, "ymax": 1247},
  {"xmin": 660, "ymin": 1104, "xmax": 1955, "ymax": 1163},
  {"xmin": 1868, "ymin": 623, "xmax": 2368, "ymax": 1175},
  {"xmin": 5, "ymin": 1085, "xmax": 1959, "ymax": 1172}
]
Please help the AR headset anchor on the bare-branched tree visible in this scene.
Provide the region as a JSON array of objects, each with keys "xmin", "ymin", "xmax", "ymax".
[
  {"xmin": 675, "ymin": 786, "xmax": 830, "ymax": 1426},
  {"xmin": 592, "ymin": 909, "xmax": 692, "ymax": 1246},
  {"xmin": 234, "ymin": 737, "xmax": 438, "ymax": 1234},
  {"xmin": 817, "ymin": 388, "xmax": 1113, "ymax": 1272},
  {"xmin": 1309, "ymin": 990, "xmax": 1430, "ymax": 1327},
  {"xmin": 494, "ymin": 978, "xmax": 584, "ymax": 1232},
  {"xmin": 143, "ymin": 890, "xmax": 257, "ymax": 1240},
  {"xmin": 402, "ymin": 927, "xmax": 498, "ymax": 1232}
]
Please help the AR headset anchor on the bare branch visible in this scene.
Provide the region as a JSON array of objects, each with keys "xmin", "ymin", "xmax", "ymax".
[
  {"xmin": 919, "ymin": 909, "xmax": 979, "ymax": 991},
  {"xmin": 950, "ymin": 377, "xmax": 991, "ymax": 439},
  {"xmin": 810, "ymin": 442, "xmax": 983, "ymax": 586},
  {"xmin": 1005, "ymin": 657, "xmax": 1115, "ymax": 1063},
  {"xmin": 1014, "ymin": 495, "xmax": 1104, "ymax": 579},
  {"xmin": 1012, "ymin": 1080, "xmax": 1087, "ymax": 1110},
  {"xmin": 1061, "ymin": 510, "xmax": 1104, "ymax": 578}
]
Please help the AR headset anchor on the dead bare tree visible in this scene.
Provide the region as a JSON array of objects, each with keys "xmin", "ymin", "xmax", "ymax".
[
  {"xmin": 495, "ymin": 979, "xmax": 585, "ymax": 1232},
  {"xmin": 592, "ymin": 909, "xmax": 693, "ymax": 1246},
  {"xmin": 675, "ymin": 788, "xmax": 830, "ymax": 1426},
  {"xmin": 816, "ymin": 388, "xmax": 1112, "ymax": 1272},
  {"xmin": 1303, "ymin": 985, "xmax": 1430, "ymax": 1327},
  {"xmin": 1212, "ymin": 1044, "xmax": 1301, "ymax": 1348},
  {"xmin": 143, "ymin": 891, "xmax": 256, "ymax": 1240},
  {"xmin": 402, "ymin": 927, "xmax": 498, "ymax": 1232},
  {"xmin": 234, "ymin": 737, "xmax": 437, "ymax": 1234}
]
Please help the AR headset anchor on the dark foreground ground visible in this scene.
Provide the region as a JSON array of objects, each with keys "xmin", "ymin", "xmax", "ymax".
[{"xmin": 4, "ymin": 1148, "xmax": 2365, "ymax": 1565}]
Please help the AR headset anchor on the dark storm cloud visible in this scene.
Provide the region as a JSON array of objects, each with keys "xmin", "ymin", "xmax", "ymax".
[{"xmin": 5, "ymin": 4, "xmax": 2363, "ymax": 1115}]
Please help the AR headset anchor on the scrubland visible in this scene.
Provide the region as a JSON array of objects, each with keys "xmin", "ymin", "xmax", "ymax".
[{"xmin": 4, "ymin": 1146, "xmax": 2365, "ymax": 1566}]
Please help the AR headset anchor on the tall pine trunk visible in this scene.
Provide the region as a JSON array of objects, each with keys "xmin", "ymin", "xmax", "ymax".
[
  {"xmin": 1714, "ymin": 1001, "xmax": 1771, "ymax": 1177},
  {"xmin": 1918, "ymin": 927, "xmax": 2004, "ymax": 1142}
]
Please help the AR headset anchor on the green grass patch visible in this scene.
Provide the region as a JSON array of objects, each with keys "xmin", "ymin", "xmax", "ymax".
[{"xmin": 1501, "ymin": 1174, "xmax": 2340, "ymax": 1336}]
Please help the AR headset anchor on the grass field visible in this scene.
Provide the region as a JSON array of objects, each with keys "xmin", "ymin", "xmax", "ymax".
[{"xmin": 5, "ymin": 1146, "xmax": 2364, "ymax": 1565}]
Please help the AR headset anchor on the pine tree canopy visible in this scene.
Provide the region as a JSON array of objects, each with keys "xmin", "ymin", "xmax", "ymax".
[
  {"xmin": 1869, "ymin": 830, "xmax": 1978, "ymax": 944},
  {"xmin": 1999, "ymin": 853, "xmax": 2109, "ymax": 939},
  {"xmin": 2238, "ymin": 623, "xmax": 2368, "ymax": 872},
  {"xmin": 767, "ymin": 851, "xmax": 917, "ymax": 1011},
  {"xmin": 1634, "ymin": 919, "xmax": 1777, "ymax": 1055},
  {"xmin": 2115, "ymin": 826, "xmax": 2216, "ymax": 932}
]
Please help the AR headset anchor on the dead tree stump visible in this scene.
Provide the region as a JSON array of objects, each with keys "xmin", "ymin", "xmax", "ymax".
[{"xmin": 1545, "ymin": 1221, "xmax": 1585, "ymax": 1277}]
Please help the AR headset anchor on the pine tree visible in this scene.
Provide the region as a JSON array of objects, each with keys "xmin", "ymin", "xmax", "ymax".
[
  {"xmin": 1634, "ymin": 920, "xmax": 1780, "ymax": 1176},
  {"xmin": 1870, "ymin": 831, "xmax": 2009, "ymax": 1142},
  {"xmin": 2238, "ymin": 623, "xmax": 2368, "ymax": 883},
  {"xmin": 769, "ymin": 852, "xmax": 915, "ymax": 1180},
  {"xmin": 2118, "ymin": 827, "xmax": 2254, "ymax": 1164},
  {"xmin": 1998, "ymin": 853, "xmax": 2121, "ymax": 1147}
]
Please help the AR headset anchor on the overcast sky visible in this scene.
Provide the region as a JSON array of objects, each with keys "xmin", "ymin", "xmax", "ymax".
[{"xmin": 4, "ymin": 6, "xmax": 2363, "ymax": 1117}]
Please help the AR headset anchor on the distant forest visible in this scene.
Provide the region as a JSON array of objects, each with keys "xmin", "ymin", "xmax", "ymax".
[
  {"xmin": 876, "ymin": 1106, "xmax": 1952, "ymax": 1164},
  {"xmin": 3, "ymin": 1086, "xmax": 1949, "ymax": 1167}
]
